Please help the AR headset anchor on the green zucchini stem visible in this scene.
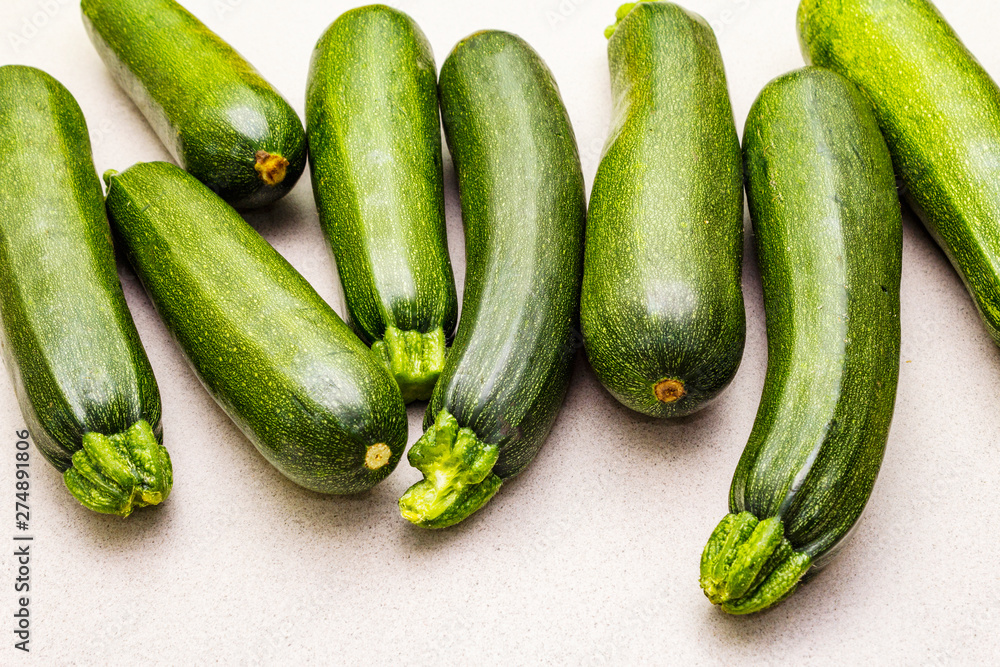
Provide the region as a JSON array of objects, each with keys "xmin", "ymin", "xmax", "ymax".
[
  {"xmin": 371, "ymin": 326, "xmax": 447, "ymax": 403},
  {"xmin": 398, "ymin": 409, "xmax": 502, "ymax": 529},
  {"xmin": 699, "ymin": 512, "xmax": 812, "ymax": 614},
  {"xmin": 605, "ymin": 2, "xmax": 641, "ymax": 39},
  {"xmin": 62, "ymin": 420, "xmax": 173, "ymax": 517}
]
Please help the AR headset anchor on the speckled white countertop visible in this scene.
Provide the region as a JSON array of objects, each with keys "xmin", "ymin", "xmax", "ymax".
[{"xmin": 1, "ymin": 0, "xmax": 997, "ymax": 664}]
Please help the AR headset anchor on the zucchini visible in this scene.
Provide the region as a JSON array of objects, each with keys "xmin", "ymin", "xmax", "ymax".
[
  {"xmin": 799, "ymin": 0, "xmax": 1000, "ymax": 344},
  {"xmin": 582, "ymin": 2, "xmax": 745, "ymax": 418},
  {"xmin": 81, "ymin": 0, "xmax": 307, "ymax": 209},
  {"xmin": 306, "ymin": 5, "xmax": 458, "ymax": 403},
  {"xmin": 104, "ymin": 162, "xmax": 407, "ymax": 494},
  {"xmin": 699, "ymin": 68, "xmax": 901, "ymax": 614},
  {"xmin": 398, "ymin": 31, "xmax": 586, "ymax": 528},
  {"xmin": 0, "ymin": 66, "xmax": 170, "ymax": 517}
]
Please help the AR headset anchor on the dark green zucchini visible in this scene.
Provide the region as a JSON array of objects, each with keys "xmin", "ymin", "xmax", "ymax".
[
  {"xmin": 700, "ymin": 68, "xmax": 901, "ymax": 614},
  {"xmin": 799, "ymin": 0, "xmax": 1000, "ymax": 345},
  {"xmin": 397, "ymin": 31, "xmax": 586, "ymax": 529},
  {"xmin": 582, "ymin": 2, "xmax": 745, "ymax": 418},
  {"xmin": 306, "ymin": 4, "xmax": 457, "ymax": 403},
  {"xmin": 81, "ymin": 0, "xmax": 306, "ymax": 209},
  {"xmin": 0, "ymin": 66, "xmax": 170, "ymax": 517},
  {"xmin": 104, "ymin": 162, "xmax": 407, "ymax": 494}
]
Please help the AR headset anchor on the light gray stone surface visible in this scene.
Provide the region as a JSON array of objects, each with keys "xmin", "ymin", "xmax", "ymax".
[{"xmin": 1, "ymin": 0, "xmax": 997, "ymax": 664}]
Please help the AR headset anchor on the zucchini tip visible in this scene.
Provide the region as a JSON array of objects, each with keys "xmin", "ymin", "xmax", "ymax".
[
  {"xmin": 365, "ymin": 443, "xmax": 393, "ymax": 471},
  {"xmin": 62, "ymin": 420, "xmax": 173, "ymax": 517},
  {"xmin": 605, "ymin": 2, "xmax": 641, "ymax": 39},
  {"xmin": 371, "ymin": 326, "xmax": 447, "ymax": 404},
  {"xmin": 254, "ymin": 150, "xmax": 290, "ymax": 187},
  {"xmin": 654, "ymin": 378, "xmax": 686, "ymax": 404},
  {"xmin": 398, "ymin": 409, "xmax": 502, "ymax": 529},
  {"xmin": 699, "ymin": 512, "xmax": 812, "ymax": 615}
]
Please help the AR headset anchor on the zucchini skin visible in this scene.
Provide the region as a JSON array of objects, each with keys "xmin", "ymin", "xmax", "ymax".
[
  {"xmin": 81, "ymin": 0, "xmax": 307, "ymax": 209},
  {"xmin": 398, "ymin": 31, "xmax": 586, "ymax": 528},
  {"xmin": 700, "ymin": 68, "xmax": 901, "ymax": 614},
  {"xmin": 104, "ymin": 162, "xmax": 407, "ymax": 494},
  {"xmin": 306, "ymin": 5, "xmax": 458, "ymax": 403},
  {"xmin": 799, "ymin": 0, "xmax": 1000, "ymax": 344},
  {"xmin": 0, "ymin": 66, "xmax": 169, "ymax": 517},
  {"xmin": 582, "ymin": 2, "xmax": 746, "ymax": 418}
]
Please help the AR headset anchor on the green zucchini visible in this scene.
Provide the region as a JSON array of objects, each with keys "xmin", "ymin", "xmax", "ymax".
[
  {"xmin": 582, "ymin": 2, "xmax": 745, "ymax": 418},
  {"xmin": 81, "ymin": 0, "xmax": 307, "ymax": 209},
  {"xmin": 306, "ymin": 5, "xmax": 457, "ymax": 403},
  {"xmin": 0, "ymin": 66, "xmax": 170, "ymax": 517},
  {"xmin": 104, "ymin": 162, "xmax": 407, "ymax": 494},
  {"xmin": 699, "ymin": 67, "xmax": 901, "ymax": 614},
  {"xmin": 397, "ymin": 31, "xmax": 586, "ymax": 529},
  {"xmin": 799, "ymin": 0, "xmax": 1000, "ymax": 344}
]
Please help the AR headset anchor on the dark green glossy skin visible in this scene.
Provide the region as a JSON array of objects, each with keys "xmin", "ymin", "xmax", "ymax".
[
  {"xmin": 0, "ymin": 66, "xmax": 166, "ymax": 513},
  {"xmin": 82, "ymin": 0, "xmax": 306, "ymax": 209},
  {"xmin": 582, "ymin": 2, "xmax": 745, "ymax": 418},
  {"xmin": 433, "ymin": 31, "xmax": 586, "ymax": 479},
  {"xmin": 799, "ymin": 0, "xmax": 1000, "ymax": 345},
  {"xmin": 305, "ymin": 5, "xmax": 457, "ymax": 402},
  {"xmin": 739, "ymin": 67, "xmax": 901, "ymax": 561},
  {"xmin": 701, "ymin": 68, "xmax": 901, "ymax": 614},
  {"xmin": 105, "ymin": 162, "xmax": 407, "ymax": 494},
  {"xmin": 306, "ymin": 5, "xmax": 457, "ymax": 347}
]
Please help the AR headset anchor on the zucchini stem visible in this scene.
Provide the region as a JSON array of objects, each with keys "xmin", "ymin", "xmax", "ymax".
[
  {"xmin": 398, "ymin": 409, "xmax": 502, "ymax": 529},
  {"xmin": 372, "ymin": 326, "xmax": 447, "ymax": 403},
  {"xmin": 63, "ymin": 420, "xmax": 173, "ymax": 517},
  {"xmin": 605, "ymin": 3, "xmax": 641, "ymax": 39},
  {"xmin": 699, "ymin": 512, "xmax": 812, "ymax": 614}
]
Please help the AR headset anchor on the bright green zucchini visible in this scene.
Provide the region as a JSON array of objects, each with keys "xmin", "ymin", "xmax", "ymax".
[
  {"xmin": 582, "ymin": 2, "xmax": 745, "ymax": 418},
  {"xmin": 0, "ymin": 66, "xmax": 170, "ymax": 517},
  {"xmin": 699, "ymin": 68, "xmax": 901, "ymax": 614},
  {"xmin": 104, "ymin": 162, "xmax": 407, "ymax": 494},
  {"xmin": 398, "ymin": 31, "xmax": 586, "ymax": 529},
  {"xmin": 306, "ymin": 5, "xmax": 457, "ymax": 403},
  {"xmin": 799, "ymin": 0, "xmax": 1000, "ymax": 344},
  {"xmin": 81, "ymin": 0, "xmax": 306, "ymax": 209}
]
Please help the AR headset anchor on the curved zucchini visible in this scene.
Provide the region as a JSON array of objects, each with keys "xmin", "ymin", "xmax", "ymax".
[
  {"xmin": 81, "ymin": 0, "xmax": 307, "ymax": 209},
  {"xmin": 582, "ymin": 2, "xmax": 745, "ymax": 418},
  {"xmin": 0, "ymin": 66, "xmax": 169, "ymax": 517},
  {"xmin": 799, "ymin": 0, "xmax": 1000, "ymax": 344},
  {"xmin": 306, "ymin": 5, "xmax": 458, "ymax": 403},
  {"xmin": 104, "ymin": 162, "xmax": 407, "ymax": 494},
  {"xmin": 699, "ymin": 68, "xmax": 901, "ymax": 614},
  {"xmin": 398, "ymin": 31, "xmax": 586, "ymax": 529}
]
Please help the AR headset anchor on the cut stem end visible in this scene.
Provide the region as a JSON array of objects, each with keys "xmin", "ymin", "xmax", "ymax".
[
  {"xmin": 372, "ymin": 326, "xmax": 447, "ymax": 403},
  {"xmin": 605, "ymin": 2, "xmax": 641, "ymax": 38},
  {"xmin": 398, "ymin": 409, "xmax": 502, "ymax": 529},
  {"xmin": 365, "ymin": 443, "xmax": 392, "ymax": 471},
  {"xmin": 699, "ymin": 512, "xmax": 812, "ymax": 615},
  {"xmin": 63, "ymin": 420, "xmax": 172, "ymax": 517}
]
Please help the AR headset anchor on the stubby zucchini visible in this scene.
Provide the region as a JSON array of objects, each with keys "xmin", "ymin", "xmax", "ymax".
[
  {"xmin": 104, "ymin": 162, "xmax": 407, "ymax": 494},
  {"xmin": 81, "ymin": 0, "xmax": 306, "ymax": 209},
  {"xmin": 700, "ymin": 68, "xmax": 901, "ymax": 614},
  {"xmin": 306, "ymin": 5, "xmax": 457, "ymax": 402},
  {"xmin": 799, "ymin": 0, "xmax": 1000, "ymax": 344},
  {"xmin": 0, "ymin": 66, "xmax": 170, "ymax": 517},
  {"xmin": 582, "ymin": 2, "xmax": 745, "ymax": 418},
  {"xmin": 398, "ymin": 31, "xmax": 586, "ymax": 528}
]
